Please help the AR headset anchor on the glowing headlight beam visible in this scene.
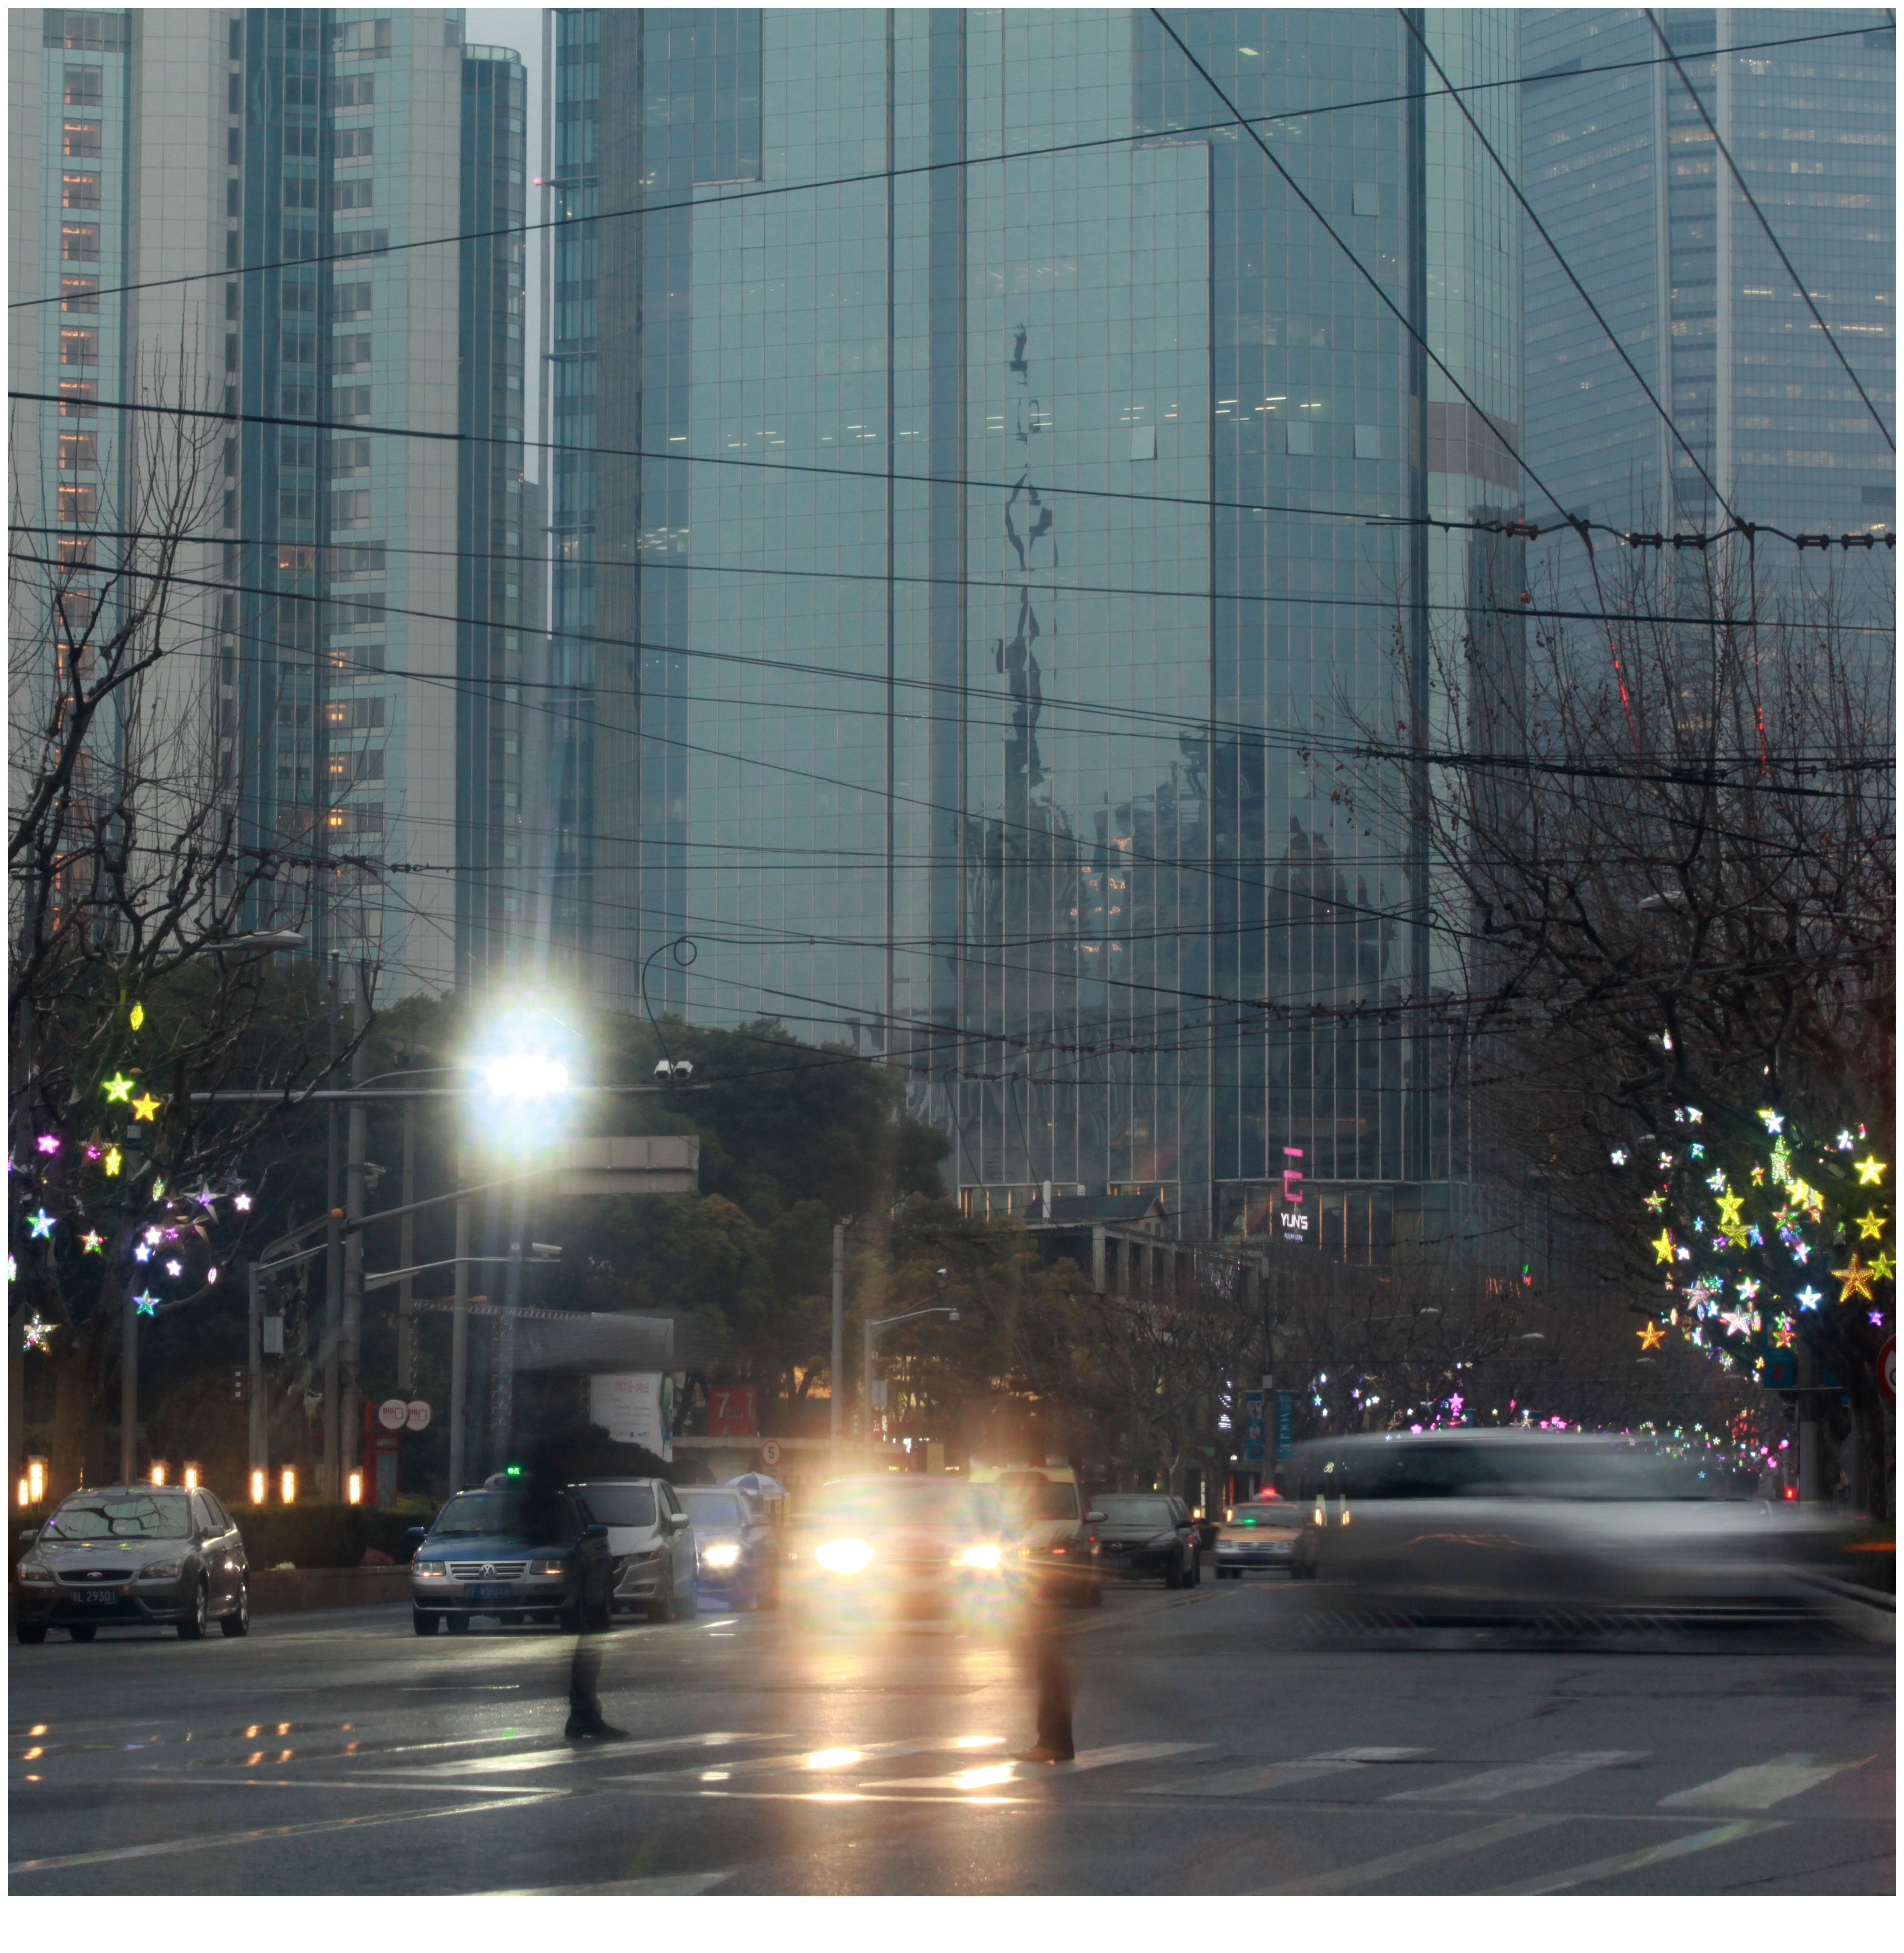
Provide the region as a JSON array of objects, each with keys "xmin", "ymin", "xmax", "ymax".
[{"xmin": 813, "ymin": 1537, "xmax": 874, "ymax": 1574}]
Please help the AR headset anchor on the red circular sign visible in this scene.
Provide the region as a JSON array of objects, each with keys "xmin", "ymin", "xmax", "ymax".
[{"xmin": 1878, "ymin": 1335, "xmax": 1896, "ymax": 1408}]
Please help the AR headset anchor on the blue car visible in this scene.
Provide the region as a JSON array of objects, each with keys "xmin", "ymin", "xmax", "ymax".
[
  {"xmin": 410, "ymin": 1481, "xmax": 614, "ymax": 1635},
  {"xmin": 676, "ymin": 1485, "xmax": 779, "ymax": 1610}
]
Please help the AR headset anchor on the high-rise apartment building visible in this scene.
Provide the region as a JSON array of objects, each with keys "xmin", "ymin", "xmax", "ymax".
[
  {"xmin": 9, "ymin": 7, "xmax": 530, "ymax": 997},
  {"xmin": 541, "ymin": 8, "xmax": 1535, "ymax": 1255},
  {"xmin": 1520, "ymin": 8, "xmax": 1894, "ymax": 555}
]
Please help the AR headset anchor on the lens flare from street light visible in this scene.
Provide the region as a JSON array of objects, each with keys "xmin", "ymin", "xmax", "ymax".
[
  {"xmin": 483, "ymin": 1053, "xmax": 571, "ymax": 1099},
  {"xmin": 250, "ymin": 1469, "xmax": 267, "ymax": 1507}
]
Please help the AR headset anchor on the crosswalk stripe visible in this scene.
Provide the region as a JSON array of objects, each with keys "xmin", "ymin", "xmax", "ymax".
[
  {"xmin": 619, "ymin": 1734, "xmax": 1009, "ymax": 1786},
  {"xmin": 864, "ymin": 1740, "xmax": 1209, "ymax": 1791},
  {"xmin": 1659, "ymin": 1755, "xmax": 1873, "ymax": 1811},
  {"xmin": 1259, "ymin": 1815, "xmax": 1565, "ymax": 1894},
  {"xmin": 1490, "ymin": 1820, "xmax": 1779, "ymax": 1894},
  {"xmin": 1140, "ymin": 1747, "xmax": 1431, "ymax": 1798},
  {"xmin": 1387, "ymin": 1750, "xmax": 1646, "ymax": 1804},
  {"xmin": 365, "ymin": 1732, "xmax": 779, "ymax": 1779}
]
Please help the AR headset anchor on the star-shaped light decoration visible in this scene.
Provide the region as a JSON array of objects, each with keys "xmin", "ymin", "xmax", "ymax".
[
  {"xmin": 1676, "ymin": 1246, "xmax": 1692, "ymax": 1262},
  {"xmin": 133, "ymin": 1290, "xmax": 158, "ymax": 1316},
  {"xmin": 1759, "ymin": 1109, "xmax": 1785, "ymax": 1134},
  {"xmin": 1746, "ymin": 1225, "xmax": 1764, "ymax": 1247},
  {"xmin": 1644, "ymin": 1191, "xmax": 1666, "ymax": 1213},
  {"xmin": 1651, "ymin": 1230, "xmax": 1675, "ymax": 1266},
  {"xmin": 1836, "ymin": 1131, "xmax": 1856, "ymax": 1151},
  {"xmin": 1685, "ymin": 1107, "xmax": 1704, "ymax": 1125},
  {"xmin": 1833, "ymin": 1255, "xmax": 1876, "ymax": 1304},
  {"xmin": 1737, "ymin": 1277, "xmax": 1761, "ymax": 1302},
  {"xmin": 21, "ymin": 1313, "xmax": 55, "ymax": 1351},
  {"xmin": 1610, "ymin": 1148, "xmax": 1629, "ymax": 1166},
  {"xmin": 1856, "ymin": 1209, "xmax": 1887, "ymax": 1240},
  {"xmin": 81, "ymin": 1231, "xmax": 103, "ymax": 1254},
  {"xmin": 1870, "ymin": 1250, "xmax": 1895, "ymax": 1283},
  {"xmin": 194, "ymin": 1187, "xmax": 218, "ymax": 1211},
  {"xmin": 102, "ymin": 1074, "xmax": 134, "ymax": 1103},
  {"xmin": 1750, "ymin": 1165, "xmax": 1766, "ymax": 1186},
  {"xmin": 129, "ymin": 1001, "xmax": 145, "ymax": 1031},
  {"xmin": 164, "ymin": 1259, "xmax": 182, "ymax": 1278},
  {"xmin": 130, "ymin": 1093, "xmax": 160, "ymax": 1122},
  {"xmin": 1704, "ymin": 1168, "xmax": 1727, "ymax": 1193},
  {"xmin": 103, "ymin": 1147, "xmax": 121, "ymax": 1176},
  {"xmin": 84, "ymin": 1144, "xmax": 101, "ymax": 1162},
  {"xmin": 1692, "ymin": 1215, "xmax": 1706, "ymax": 1234},
  {"xmin": 1658, "ymin": 1152, "xmax": 1675, "ymax": 1172},
  {"xmin": 233, "ymin": 1193, "xmax": 252, "ymax": 1212},
  {"xmin": 36, "ymin": 1133, "xmax": 60, "ymax": 1156},
  {"xmin": 1791, "ymin": 1241, "xmax": 1811, "ymax": 1265},
  {"xmin": 1797, "ymin": 1286, "xmax": 1822, "ymax": 1310},
  {"xmin": 1716, "ymin": 1192, "xmax": 1745, "ymax": 1233},
  {"xmin": 27, "ymin": 1209, "xmax": 55, "ymax": 1239},
  {"xmin": 1689, "ymin": 1143, "xmax": 1705, "ymax": 1159},
  {"xmin": 133, "ymin": 1244, "xmax": 151, "ymax": 1263},
  {"xmin": 1638, "ymin": 1322, "xmax": 1666, "ymax": 1351},
  {"xmin": 1855, "ymin": 1155, "xmax": 1886, "ymax": 1186},
  {"xmin": 143, "ymin": 1226, "xmax": 163, "ymax": 1245},
  {"xmin": 1869, "ymin": 1310, "xmax": 1885, "ymax": 1327},
  {"xmin": 1720, "ymin": 1308, "xmax": 1753, "ymax": 1340}
]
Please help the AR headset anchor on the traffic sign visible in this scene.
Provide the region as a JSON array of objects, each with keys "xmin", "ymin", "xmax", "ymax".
[
  {"xmin": 376, "ymin": 1398, "xmax": 407, "ymax": 1430},
  {"xmin": 760, "ymin": 1438, "xmax": 782, "ymax": 1467},
  {"xmin": 405, "ymin": 1400, "xmax": 432, "ymax": 1432},
  {"xmin": 1879, "ymin": 1335, "xmax": 1896, "ymax": 1407}
]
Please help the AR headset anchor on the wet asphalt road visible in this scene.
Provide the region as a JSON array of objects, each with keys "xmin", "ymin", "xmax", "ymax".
[{"xmin": 9, "ymin": 1577, "xmax": 1893, "ymax": 1896}]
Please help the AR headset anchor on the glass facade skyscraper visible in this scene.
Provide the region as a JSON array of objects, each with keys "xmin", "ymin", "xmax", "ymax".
[
  {"xmin": 1520, "ymin": 8, "xmax": 1894, "ymax": 555},
  {"xmin": 545, "ymin": 9, "xmax": 1532, "ymax": 1256}
]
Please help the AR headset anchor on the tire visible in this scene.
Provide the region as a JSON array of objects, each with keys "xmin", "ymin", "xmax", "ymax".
[
  {"xmin": 412, "ymin": 1609, "xmax": 440, "ymax": 1636},
  {"xmin": 67, "ymin": 1623, "xmax": 97, "ymax": 1642},
  {"xmin": 16, "ymin": 1623, "xmax": 48, "ymax": 1644},
  {"xmin": 221, "ymin": 1580, "xmax": 250, "ymax": 1637},
  {"xmin": 445, "ymin": 1612, "xmax": 471, "ymax": 1635},
  {"xmin": 177, "ymin": 1579, "xmax": 209, "ymax": 1640}
]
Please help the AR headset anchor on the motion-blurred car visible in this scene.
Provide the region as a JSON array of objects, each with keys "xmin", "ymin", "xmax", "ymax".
[
  {"xmin": 676, "ymin": 1484, "xmax": 777, "ymax": 1611},
  {"xmin": 1287, "ymin": 1430, "xmax": 1849, "ymax": 1620},
  {"xmin": 783, "ymin": 1474, "xmax": 1012, "ymax": 1624},
  {"xmin": 15, "ymin": 1485, "xmax": 250, "ymax": 1643},
  {"xmin": 1213, "ymin": 1490, "xmax": 1301, "ymax": 1578},
  {"xmin": 410, "ymin": 1480, "xmax": 613, "ymax": 1634},
  {"xmin": 569, "ymin": 1478, "xmax": 699, "ymax": 1621},
  {"xmin": 972, "ymin": 1465, "xmax": 1103, "ymax": 1607},
  {"xmin": 1087, "ymin": 1492, "xmax": 1202, "ymax": 1588}
]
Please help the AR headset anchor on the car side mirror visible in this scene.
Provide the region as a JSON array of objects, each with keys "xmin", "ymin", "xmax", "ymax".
[
  {"xmin": 18, "ymin": 1528, "xmax": 40, "ymax": 1543},
  {"xmin": 667, "ymin": 1512, "xmax": 690, "ymax": 1531},
  {"xmin": 582, "ymin": 1523, "xmax": 609, "ymax": 1540},
  {"xmin": 406, "ymin": 1526, "xmax": 427, "ymax": 1541}
]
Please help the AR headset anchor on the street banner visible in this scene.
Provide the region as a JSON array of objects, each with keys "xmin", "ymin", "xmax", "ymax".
[
  {"xmin": 1242, "ymin": 1389, "xmax": 1265, "ymax": 1462},
  {"xmin": 589, "ymin": 1372, "xmax": 674, "ymax": 1461},
  {"xmin": 1275, "ymin": 1391, "xmax": 1296, "ymax": 1459},
  {"xmin": 709, "ymin": 1383, "xmax": 758, "ymax": 1437}
]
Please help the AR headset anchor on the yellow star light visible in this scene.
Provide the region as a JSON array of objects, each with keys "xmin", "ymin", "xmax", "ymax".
[
  {"xmin": 1854, "ymin": 1155, "xmax": 1886, "ymax": 1185},
  {"xmin": 130, "ymin": 1093, "xmax": 160, "ymax": 1122},
  {"xmin": 1650, "ymin": 1229, "xmax": 1675, "ymax": 1266},
  {"xmin": 1638, "ymin": 1322, "xmax": 1666, "ymax": 1351},
  {"xmin": 103, "ymin": 1146, "xmax": 121, "ymax": 1176},
  {"xmin": 1855, "ymin": 1209, "xmax": 1887, "ymax": 1240},
  {"xmin": 102, "ymin": 1073, "xmax": 134, "ymax": 1102},
  {"xmin": 1871, "ymin": 1250, "xmax": 1896, "ymax": 1285},
  {"xmin": 1832, "ymin": 1255, "xmax": 1876, "ymax": 1305},
  {"xmin": 129, "ymin": 1002, "xmax": 145, "ymax": 1030},
  {"xmin": 1715, "ymin": 1192, "xmax": 1745, "ymax": 1233}
]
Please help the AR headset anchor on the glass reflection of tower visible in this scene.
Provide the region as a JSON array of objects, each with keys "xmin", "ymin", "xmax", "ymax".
[{"xmin": 561, "ymin": 10, "xmax": 1526, "ymax": 1258}]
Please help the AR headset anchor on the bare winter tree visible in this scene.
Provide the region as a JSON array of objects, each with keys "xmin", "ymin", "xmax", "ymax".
[
  {"xmin": 1346, "ymin": 539, "xmax": 1894, "ymax": 1508},
  {"xmin": 9, "ymin": 392, "xmax": 369, "ymax": 1498}
]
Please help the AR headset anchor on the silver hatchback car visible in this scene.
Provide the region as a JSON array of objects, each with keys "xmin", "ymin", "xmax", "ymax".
[
  {"xmin": 570, "ymin": 1478, "xmax": 698, "ymax": 1621},
  {"xmin": 15, "ymin": 1485, "xmax": 250, "ymax": 1642}
]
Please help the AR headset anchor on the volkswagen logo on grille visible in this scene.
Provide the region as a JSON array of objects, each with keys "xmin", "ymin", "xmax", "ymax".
[{"xmin": 481, "ymin": 1564, "xmax": 495, "ymax": 1578}]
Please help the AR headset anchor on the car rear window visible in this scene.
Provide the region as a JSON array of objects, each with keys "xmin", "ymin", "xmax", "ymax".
[
  {"xmin": 809, "ymin": 1480, "xmax": 989, "ymax": 1528},
  {"xmin": 1094, "ymin": 1495, "xmax": 1176, "ymax": 1528},
  {"xmin": 46, "ymin": 1494, "xmax": 192, "ymax": 1540},
  {"xmin": 575, "ymin": 1484, "xmax": 657, "ymax": 1529},
  {"xmin": 677, "ymin": 1490, "xmax": 743, "ymax": 1526}
]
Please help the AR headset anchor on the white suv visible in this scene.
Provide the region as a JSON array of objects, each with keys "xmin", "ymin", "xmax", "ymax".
[{"xmin": 571, "ymin": 1478, "xmax": 698, "ymax": 1622}]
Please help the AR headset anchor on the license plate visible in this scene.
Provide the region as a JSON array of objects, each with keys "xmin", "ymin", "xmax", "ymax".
[
  {"xmin": 1100, "ymin": 1555, "xmax": 1131, "ymax": 1568},
  {"xmin": 464, "ymin": 1583, "xmax": 514, "ymax": 1602},
  {"xmin": 72, "ymin": 1588, "xmax": 122, "ymax": 1605}
]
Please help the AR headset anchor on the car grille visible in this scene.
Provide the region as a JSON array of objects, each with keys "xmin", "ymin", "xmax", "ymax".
[
  {"xmin": 447, "ymin": 1561, "xmax": 527, "ymax": 1580},
  {"xmin": 56, "ymin": 1570, "xmax": 134, "ymax": 1585}
]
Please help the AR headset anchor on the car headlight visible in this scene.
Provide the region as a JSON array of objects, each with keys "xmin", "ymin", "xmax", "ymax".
[
  {"xmin": 526, "ymin": 1560, "xmax": 568, "ymax": 1578},
  {"xmin": 701, "ymin": 1541, "xmax": 741, "ymax": 1570},
  {"xmin": 814, "ymin": 1537, "xmax": 873, "ymax": 1574},
  {"xmin": 955, "ymin": 1542, "xmax": 1003, "ymax": 1571},
  {"xmin": 137, "ymin": 1560, "xmax": 183, "ymax": 1581},
  {"xmin": 18, "ymin": 1563, "xmax": 53, "ymax": 1583},
  {"xmin": 413, "ymin": 1560, "xmax": 447, "ymax": 1578}
]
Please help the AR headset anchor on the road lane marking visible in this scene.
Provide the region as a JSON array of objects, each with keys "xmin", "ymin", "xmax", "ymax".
[
  {"xmin": 1140, "ymin": 1747, "xmax": 1430, "ymax": 1798},
  {"xmin": 1259, "ymin": 1815, "xmax": 1566, "ymax": 1894},
  {"xmin": 1490, "ymin": 1820, "xmax": 1781, "ymax": 1894},
  {"xmin": 366, "ymin": 1731, "xmax": 780, "ymax": 1778},
  {"xmin": 1387, "ymin": 1750, "xmax": 1647, "ymax": 1804},
  {"xmin": 8, "ymin": 1792, "xmax": 565, "ymax": 1876},
  {"xmin": 608, "ymin": 1733, "xmax": 1009, "ymax": 1788},
  {"xmin": 1658, "ymin": 1755, "xmax": 1873, "ymax": 1811},
  {"xmin": 863, "ymin": 1741, "xmax": 1209, "ymax": 1791},
  {"xmin": 481, "ymin": 1870, "xmax": 734, "ymax": 1896}
]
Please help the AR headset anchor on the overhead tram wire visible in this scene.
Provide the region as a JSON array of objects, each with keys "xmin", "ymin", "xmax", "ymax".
[
  {"xmin": 1644, "ymin": 8, "xmax": 1896, "ymax": 454},
  {"xmin": 7, "ymin": 21, "xmax": 1880, "ymax": 314},
  {"xmin": 14, "ymin": 550, "xmax": 1886, "ymax": 801},
  {"xmin": 1399, "ymin": 10, "xmax": 1742, "ymax": 531}
]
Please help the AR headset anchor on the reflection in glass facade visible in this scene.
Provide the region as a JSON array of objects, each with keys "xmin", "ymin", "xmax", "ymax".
[
  {"xmin": 1520, "ymin": 8, "xmax": 1894, "ymax": 565},
  {"xmin": 546, "ymin": 10, "xmax": 1532, "ymax": 1258}
]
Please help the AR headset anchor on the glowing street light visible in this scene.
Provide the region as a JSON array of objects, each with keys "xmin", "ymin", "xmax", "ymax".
[
  {"xmin": 250, "ymin": 1468, "xmax": 267, "ymax": 1508},
  {"xmin": 482, "ymin": 1053, "xmax": 571, "ymax": 1099},
  {"xmin": 149, "ymin": 1462, "xmax": 167, "ymax": 1487},
  {"xmin": 280, "ymin": 1466, "xmax": 297, "ymax": 1505}
]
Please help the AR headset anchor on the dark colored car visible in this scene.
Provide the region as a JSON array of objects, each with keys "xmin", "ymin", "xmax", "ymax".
[
  {"xmin": 1087, "ymin": 1492, "xmax": 1202, "ymax": 1588},
  {"xmin": 676, "ymin": 1485, "xmax": 778, "ymax": 1611},
  {"xmin": 15, "ymin": 1485, "xmax": 250, "ymax": 1642},
  {"xmin": 409, "ymin": 1482, "xmax": 613, "ymax": 1635},
  {"xmin": 783, "ymin": 1475, "xmax": 1012, "ymax": 1625}
]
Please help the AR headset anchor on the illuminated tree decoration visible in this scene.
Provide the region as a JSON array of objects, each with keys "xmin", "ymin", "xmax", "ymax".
[
  {"xmin": 103, "ymin": 1147, "xmax": 121, "ymax": 1176},
  {"xmin": 133, "ymin": 1291, "xmax": 158, "ymax": 1316},
  {"xmin": 1651, "ymin": 1229, "xmax": 1676, "ymax": 1266},
  {"xmin": 1833, "ymin": 1255, "xmax": 1877, "ymax": 1305},
  {"xmin": 80, "ymin": 1231, "xmax": 103, "ymax": 1254},
  {"xmin": 1638, "ymin": 1322, "xmax": 1666, "ymax": 1351},
  {"xmin": 233, "ymin": 1193, "xmax": 252, "ymax": 1212},
  {"xmin": 1855, "ymin": 1155, "xmax": 1887, "ymax": 1186},
  {"xmin": 1855, "ymin": 1209, "xmax": 1887, "ymax": 1240},
  {"xmin": 130, "ymin": 1092, "xmax": 160, "ymax": 1122},
  {"xmin": 27, "ymin": 1209, "xmax": 55, "ymax": 1239},
  {"xmin": 36, "ymin": 1133, "xmax": 60, "ymax": 1156},
  {"xmin": 22, "ymin": 1314, "xmax": 55, "ymax": 1351},
  {"xmin": 102, "ymin": 1074, "xmax": 134, "ymax": 1103},
  {"xmin": 1872, "ymin": 1250, "xmax": 1896, "ymax": 1284},
  {"xmin": 164, "ymin": 1259, "xmax": 182, "ymax": 1278},
  {"xmin": 129, "ymin": 1001, "xmax": 145, "ymax": 1031},
  {"xmin": 1797, "ymin": 1286, "xmax": 1823, "ymax": 1310}
]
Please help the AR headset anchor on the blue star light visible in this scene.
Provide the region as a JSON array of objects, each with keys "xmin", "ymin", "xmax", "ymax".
[
  {"xmin": 27, "ymin": 1209, "xmax": 55, "ymax": 1239},
  {"xmin": 1796, "ymin": 1286, "xmax": 1822, "ymax": 1310}
]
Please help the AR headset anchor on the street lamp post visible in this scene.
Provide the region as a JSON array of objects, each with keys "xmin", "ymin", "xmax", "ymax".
[{"xmin": 861, "ymin": 1302, "xmax": 959, "ymax": 1467}]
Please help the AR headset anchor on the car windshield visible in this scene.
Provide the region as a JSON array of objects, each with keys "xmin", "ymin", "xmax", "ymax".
[
  {"xmin": 808, "ymin": 1481, "xmax": 989, "ymax": 1529},
  {"xmin": 578, "ymin": 1485, "xmax": 658, "ymax": 1528},
  {"xmin": 677, "ymin": 1491, "xmax": 744, "ymax": 1527},
  {"xmin": 992, "ymin": 1480, "xmax": 1079, "ymax": 1522},
  {"xmin": 430, "ymin": 1491, "xmax": 574, "ymax": 1543},
  {"xmin": 45, "ymin": 1495, "xmax": 192, "ymax": 1540},
  {"xmin": 1095, "ymin": 1496, "xmax": 1176, "ymax": 1527}
]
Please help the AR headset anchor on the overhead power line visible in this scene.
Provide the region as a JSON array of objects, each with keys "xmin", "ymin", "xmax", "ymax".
[{"xmin": 6, "ymin": 23, "xmax": 1880, "ymax": 314}]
